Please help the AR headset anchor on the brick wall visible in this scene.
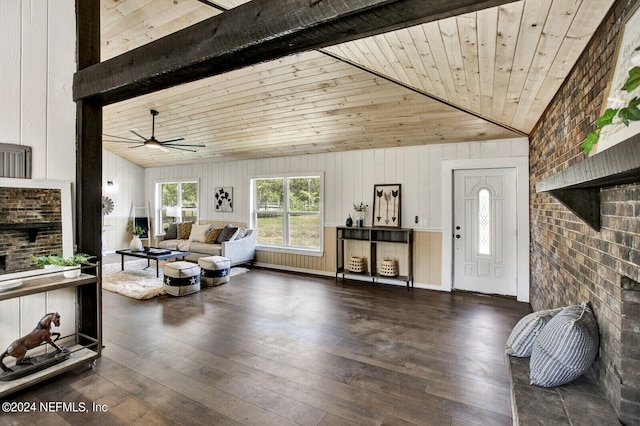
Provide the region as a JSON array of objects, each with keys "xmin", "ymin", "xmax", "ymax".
[
  {"xmin": 0, "ymin": 187, "xmax": 63, "ymax": 273},
  {"xmin": 529, "ymin": 0, "xmax": 640, "ymax": 423}
]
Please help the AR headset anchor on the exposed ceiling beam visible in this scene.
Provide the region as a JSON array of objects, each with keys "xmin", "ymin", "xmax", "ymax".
[
  {"xmin": 73, "ymin": 0, "xmax": 518, "ymax": 105},
  {"xmin": 195, "ymin": 0, "xmax": 227, "ymax": 12}
]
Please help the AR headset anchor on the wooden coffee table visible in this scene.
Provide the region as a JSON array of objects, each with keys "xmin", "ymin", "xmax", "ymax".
[{"xmin": 115, "ymin": 248, "xmax": 191, "ymax": 277}]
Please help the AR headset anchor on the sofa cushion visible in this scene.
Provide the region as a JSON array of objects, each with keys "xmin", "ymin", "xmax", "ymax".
[
  {"xmin": 205, "ymin": 227, "xmax": 223, "ymax": 244},
  {"xmin": 165, "ymin": 222, "xmax": 178, "ymax": 240},
  {"xmin": 189, "ymin": 224, "xmax": 211, "ymax": 242},
  {"xmin": 506, "ymin": 307, "xmax": 563, "ymax": 357},
  {"xmin": 530, "ymin": 302, "xmax": 599, "ymax": 388},
  {"xmin": 188, "ymin": 242, "xmax": 222, "ymax": 256},
  {"xmin": 158, "ymin": 239, "xmax": 180, "ymax": 250},
  {"xmin": 177, "ymin": 222, "xmax": 193, "ymax": 239},
  {"xmin": 177, "ymin": 241, "xmax": 191, "ymax": 252},
  {"xmin": 216, "ymin": 224, "xmax": 239, "ymax": 243}
]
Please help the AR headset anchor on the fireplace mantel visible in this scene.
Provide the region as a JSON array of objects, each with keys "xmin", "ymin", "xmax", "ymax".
[
  {"xmin": 536, "ymin": 133, "xmax": 640, "ymax": 231},
  {"xmin": 0, "ymin": 222, "xmax": 63, "ymax": 242}
]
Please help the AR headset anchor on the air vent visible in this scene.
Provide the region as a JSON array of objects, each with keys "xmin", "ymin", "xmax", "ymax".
[{"xmin": 0, "ymin": 143, "xmax": 31, "ymax": 178}]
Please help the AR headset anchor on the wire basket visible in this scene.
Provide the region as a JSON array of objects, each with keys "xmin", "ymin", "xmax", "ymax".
[
  {"xmin": 379, "ymin": 258, "xmax": 398, "ymax": 277},
  {"xmin": 348, "ymin": 255, "xmax": 367, "ymax": 273}
]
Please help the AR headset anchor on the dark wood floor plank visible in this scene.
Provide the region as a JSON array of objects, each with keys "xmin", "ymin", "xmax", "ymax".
[{"xmin": 0, "ymin": 264, "xmax": 531, "ymax": 426}]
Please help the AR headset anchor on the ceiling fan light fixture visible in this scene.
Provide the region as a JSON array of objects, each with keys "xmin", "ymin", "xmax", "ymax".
[{"xmin": 145, "ymin": 139, "xmax": 163, "ymax": 149}]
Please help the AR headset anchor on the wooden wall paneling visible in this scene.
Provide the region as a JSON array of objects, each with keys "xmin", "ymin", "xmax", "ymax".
[
  {"xmin": 404, "ymin": 146, "xmax": 420, "ymax": 228},
  {"xmin": 439, "ymin": 17, "xmax": 470, "ymax": 110},
  {"xmin": 428, "ymin": 144, "xmax": 443, "ymax": 229},
  {"xmin": 21, "ymin": 1, "xmax": 48, "ymax": 178},
  {"xmin": 47, "ymin": 0, "xmax": 77, "ymax": 182},
  {"xmin": 424, "ymin": 20, "xmax": 459, "ymax": 106},
  {"xmin": 0, "ymin": 299, "xmax": 20, "ymax": 357},
  {"xmin": 20, "ymin": 293, "xmax": 46, "ymax": 339},
  {"xmin": 46, "ymin": 288, "xmax": 76, "ymax": 342},
  {"xmin": 458, "ymin": 13, "xmax": 481, "ymax": 113},
  {"xmin": 0, "ymin": 1, "xmax": 21, "ymax": 146},
  {"xmin": 502, "ymin": 0, "xmax": 550, "ymax": 128},
  {"xmin": 517, "ymin": 0, "xmax": 615, "ymax": 130},
  {"xmin": 477, "ymin": 6, "xmax": 498, "ymax": 118},
  {"xmin": 509, "ymin": 0, "xmax": 580, "ymax": 131},
  {"xmin": 492, "ymin": 2, "xmax": 523, "ymax": 124}
]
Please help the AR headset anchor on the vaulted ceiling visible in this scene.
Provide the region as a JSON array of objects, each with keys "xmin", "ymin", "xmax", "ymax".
[{"xmin": 101, "ymin": 0, "xmax": 614, "ymax": 168}]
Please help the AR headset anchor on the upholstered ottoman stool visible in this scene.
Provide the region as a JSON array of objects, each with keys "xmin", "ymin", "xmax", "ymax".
[
  {"xmin": 163, "ymin": 261, "xmax": 201, "ymax": 296},
  {"xmin": 198, "ymin": 256, "xmax": 231, "ymax": 286}
]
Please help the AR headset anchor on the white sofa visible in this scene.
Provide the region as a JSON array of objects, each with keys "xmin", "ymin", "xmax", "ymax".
[{"xmin": 158, "ymin": 224, "xmax": 256, "ymax": 266}]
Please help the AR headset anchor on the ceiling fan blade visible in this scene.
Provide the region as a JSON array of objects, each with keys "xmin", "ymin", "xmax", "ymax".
[
  {"xmin": 163, "ymin": 143, "xmax": 206, "ymax": 148},
  {"xmin": 127, "ymin": 145, "xmax": 146, "ymax": 149},
  {"xmin": 158, "ymin": 137, "xmax": 185, "ymax": 143},
  {"xmin": 165, "ymin": 145, "xmax": 200, "ymax": 153},
  {"xmin": 103, "ymin": 134, "xmax": 142, "ymax": 142},
  {"xmin": 103, "ymin": 139, "xmax": 143, "ymax": 144},
  {"xmin": 129, "ymin": 130, "xmax": 148, "ymax": 141}
]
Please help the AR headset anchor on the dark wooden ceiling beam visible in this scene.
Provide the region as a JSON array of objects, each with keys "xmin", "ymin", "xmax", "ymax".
[{"xmin": 73, "ymin": 0, "xmax": 517, "ymax": 105}]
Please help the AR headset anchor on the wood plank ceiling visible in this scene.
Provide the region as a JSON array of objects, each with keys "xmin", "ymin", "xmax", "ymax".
[{"xmin": 101, "ymin": 0, "xmax": 614, "ymax": 168}]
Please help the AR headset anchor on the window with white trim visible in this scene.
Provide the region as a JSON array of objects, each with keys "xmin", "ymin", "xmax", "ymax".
[
  {"xmin": 156, "ymin": 180, "xmax": 199, "ymax": 233},
  {"xmin": 251, "ymin": 175, "xmax": 323, "ymax": 253}
]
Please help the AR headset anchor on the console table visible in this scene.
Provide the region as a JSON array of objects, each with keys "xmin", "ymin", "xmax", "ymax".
[{"xmin": 336, "ymin": 226, "xmax": 413, "ymax": 288}]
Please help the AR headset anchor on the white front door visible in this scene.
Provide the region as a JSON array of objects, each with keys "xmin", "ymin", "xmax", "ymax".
[{"xmin": 453, "ymin": 168, "xmax": 517, "ymax": 296}]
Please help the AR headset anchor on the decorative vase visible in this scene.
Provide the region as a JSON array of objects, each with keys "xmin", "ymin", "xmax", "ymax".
[
  {"xmin": 63, "ymin": 266, "xmax": 81, "ymax": 278},
  {"xmin": 346, "ymin": 214, "xmax": 353, "ymax": 227},
  {"xmin": 355, "ymin": 211, "xmax": 365, "ymax": 227},
  {"xmin": 130, "ymin": 235, "xmax": 144, "ymax": 252}
]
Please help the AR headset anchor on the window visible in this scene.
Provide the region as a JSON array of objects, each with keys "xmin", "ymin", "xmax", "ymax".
[
  {"xmin": 478, "ymin": 188, "xmax": 490, "ymax": 255},
  {"xmin": 251, "ymin": 175, "xmax": 323, "ymax": 253},
  {"xmin": 157, "ymin": 180, "xmax": 199, "ymax": 233}
]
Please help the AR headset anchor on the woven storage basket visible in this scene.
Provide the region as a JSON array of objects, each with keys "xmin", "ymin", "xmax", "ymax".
[
  {"xmin": 380, "ymin": 258, "xmax": 398, "ymax": 277},
  {"xmin": 348, "ymin": 255, "xmax": 366, "ymax": 273}
]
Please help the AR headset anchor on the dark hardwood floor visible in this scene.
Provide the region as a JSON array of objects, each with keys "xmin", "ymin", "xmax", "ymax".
[{"xmin": 1, "ymin": 267, "xmax": 531, "ymax": 425}]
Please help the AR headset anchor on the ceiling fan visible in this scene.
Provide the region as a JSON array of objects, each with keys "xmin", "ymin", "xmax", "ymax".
[{"xmin": 103, "ymin": 109, "xmax": 205, "ymax": 152}]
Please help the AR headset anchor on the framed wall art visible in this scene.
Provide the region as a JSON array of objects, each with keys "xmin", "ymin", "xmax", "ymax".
[
  {"xmin": 594, "ymin": 1, "xmax": 640, "ymax": 153},
  {"xmin": 372, "ymin": 184, "xmax": 401, "ymax": 228},
  {"xmin": 214, "ymin": 187, "xmax": 233, "ymax": 212}
]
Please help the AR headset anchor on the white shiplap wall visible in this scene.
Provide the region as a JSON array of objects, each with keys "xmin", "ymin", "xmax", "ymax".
[
  {"xmin": 145, "ymin": 137, "xmax": 529, "ymax": 231},
  {"xmin": 0, "ymin": 1, "xmax": 77, "ymax": 357},
  {"xmin": 0, "ymin": 1, "xmax": 76, "ymax": 181},
  {"xmin": 102, "ymin": 150, "xmax": 146, "ymax": 251}
]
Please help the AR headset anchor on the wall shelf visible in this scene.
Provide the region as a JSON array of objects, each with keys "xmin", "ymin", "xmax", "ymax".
[
  {"xmin": 0, "ymin": 264, "xmax": 101, "ymax": 398},
  {"xmin": 535, "ymin": 133, "xmax": 640, "ymax": 231},
  {"xmin": 0, "ymin": 222, "xmax": 62, "ymax": 242}
]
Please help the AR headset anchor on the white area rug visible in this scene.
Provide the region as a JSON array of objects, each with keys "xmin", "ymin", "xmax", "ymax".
[{"xmin": 101, "ymin": 259, "xmax": 248, "ymax": 300}]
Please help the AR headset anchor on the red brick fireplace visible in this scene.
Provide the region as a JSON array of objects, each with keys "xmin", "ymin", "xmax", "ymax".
[{"xmin": 530, "ymin": 0, "xmax": 640, "ymax": 423}]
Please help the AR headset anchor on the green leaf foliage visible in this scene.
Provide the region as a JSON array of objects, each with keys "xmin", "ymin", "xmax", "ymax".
[
  {"xmin": 618, "ymin": 97, "xmax": 640, "ymax": 126},
  {"xmin": 622, "ymin": 67, "xmax": 640, "ymax": 92},
  {"xmin": 594, "ymin": 108, "xmax": 619, "ymax": 129},
  {"xmin": 580, "ymin": 131, "xmax": 600, "ymax": 155}
]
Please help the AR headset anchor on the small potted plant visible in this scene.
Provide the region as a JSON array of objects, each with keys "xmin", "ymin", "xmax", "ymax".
[
  {"xmin": 44, "ymin": 253, "xmax": 93, "ymax": 278},
  {"xmin": 353, "ymin": 202, "xmax": 368, "ymax": 227},
  {"xmin": 126, "ymin": 224, "xmax": 145, "ymax": 252}
]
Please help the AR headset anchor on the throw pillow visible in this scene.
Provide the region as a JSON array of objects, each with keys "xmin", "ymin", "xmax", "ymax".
[
  {"xmin": 235, "ymin": 227, "xmax": 247, "ymax": 240},
  {"xmin": 530, "ymin": 302, "xmax": 599, "ymax": 388},
  {"xmin": 216, "ymin": 224, "xmax": 239, "ymax": 243},
  {"xmin": 505, "ymin": 307, "xmax": 562, "ymax": 357},
  {"xmin": 189, "ymin": 224, "xmax": 211, "ymax": 242},
  {"xmin": 205, "ymin": 227, "xmax": 223, "ymax": 244},
  {"xmin": 177, "ymin": 222, "xmax": 193, "ymax": 240},
  {"xmin": 165, "ymin": 222, "xmax": 178, "ymax": 240}
]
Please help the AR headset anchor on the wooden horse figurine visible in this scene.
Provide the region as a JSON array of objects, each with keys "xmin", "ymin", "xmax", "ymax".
[{"xmin": 0, "ymin": 312, "xmax": 63, "ymax": 373}]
